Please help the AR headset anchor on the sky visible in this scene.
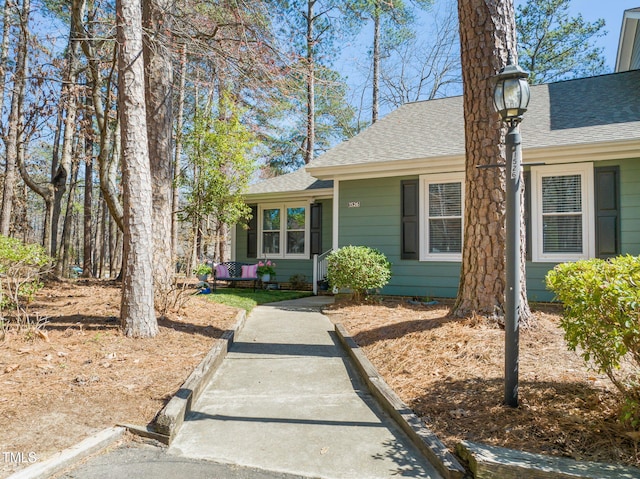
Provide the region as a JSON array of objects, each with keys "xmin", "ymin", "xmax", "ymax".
[{"xmin": 514, "ymin": 0, "xmax": 639, "ymax": 71}]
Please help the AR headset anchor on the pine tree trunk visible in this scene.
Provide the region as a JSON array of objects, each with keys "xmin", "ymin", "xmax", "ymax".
[
  {"xmin": 452, "ymin": 0, "xmax": 531, "ymax": 323},
  {"xmin": 0, "ymin": 0, "xmax": 29, "ymax": 236},
  {"xmin": 305, "ymin": 0, "xmax": 315, "ymax": 164},
  {"xmin": 143, "ymin": 0, "xmax": 175, "ymax": 303},
  {"xmin": 117, "ymin": 0, "xmax": 158, "ymax": 338},
  {"xmin": 371, "ymin": 2, "xmax": 380, "ymax": 124},
  {"xmin": 83, "ymin": 103, "xmax": 95, "ymax": 278},
  {"xmin": 172, "ymin": 44, "xmax": 187, "ymax": 267}
]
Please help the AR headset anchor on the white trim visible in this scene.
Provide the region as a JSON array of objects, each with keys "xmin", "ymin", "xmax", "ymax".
[
  {"xmin": 530, "ymin": 163, "xmax": 595, "ymax": 263},
  {"xmin": 257, "ymin": 202, "xmax": 310, "ymax": 260},
  {"xmin": 419, "ymin": 172, "xmax": 465, "ymax": 262},
  {"xmin": 332, "ymin": 179, "xmax": 340, "ymax": 250}
]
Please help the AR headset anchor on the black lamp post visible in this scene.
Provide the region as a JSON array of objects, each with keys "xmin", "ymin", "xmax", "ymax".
[{"xmin": 493, "ymin": 54, "xmax": 530, "ymax": 408}]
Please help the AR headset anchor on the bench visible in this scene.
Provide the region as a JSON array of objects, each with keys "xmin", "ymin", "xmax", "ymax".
[{"xmin": 213, "ymin": 262, "xmax": 258, "ymax": 292}]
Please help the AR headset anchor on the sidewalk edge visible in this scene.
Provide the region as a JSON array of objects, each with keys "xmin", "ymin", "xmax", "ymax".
[
  {"xmin": 5, "ymin": 427, "xmax": 126, "ymax": 479},
  {"xmin": 334, "ymin": 323, "xmax": 466, "ymax": 479},
  {"xmin": 154, "ymin": 308, "xmax": 247, "ymax": 442}
]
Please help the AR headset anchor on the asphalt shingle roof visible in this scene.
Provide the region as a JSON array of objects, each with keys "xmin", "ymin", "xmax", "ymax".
[
  {"xmin": 307, "ymin": 69, "xmax": 640, "ymax": 170},
  {"xmin": 247, "ymin": 168, "xmax": 333, "ymax": 195},
  {"xmin": 249, "ymin": 70, "xmax": 640, "ymax": 195}
]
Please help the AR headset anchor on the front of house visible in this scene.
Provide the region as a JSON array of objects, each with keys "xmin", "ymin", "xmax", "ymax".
[{"xmin": 233, "ymin": 69, "xmax": 640, "ymax": 301}]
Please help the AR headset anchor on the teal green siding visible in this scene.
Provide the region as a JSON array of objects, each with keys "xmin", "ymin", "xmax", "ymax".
[
  {"xmin": 339, "ymin": 177, "xmax": 461, "ymax": 297},
  {"xmin": 338, "ymin": 159, "xmax": 640, "ymax": 301},
  {"xmin": 234, "ymin": 199, "xmax": 333, "ymax": 285}
]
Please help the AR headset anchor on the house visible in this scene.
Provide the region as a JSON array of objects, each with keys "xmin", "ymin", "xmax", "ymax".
[
  {"xmin": 233, "ymin": 36, "xmax": 640, "ymax": 302},
  {"xmin": 616, "ymin": 7, "xmax": 640, "ymax": 72}
]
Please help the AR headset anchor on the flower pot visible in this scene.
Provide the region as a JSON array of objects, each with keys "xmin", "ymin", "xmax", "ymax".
[
  {"xmin": 261, "ymin": 273, "xmax": 271, "ymax": 282},
  {"xmin": 197, "ymin": 274, "xmax": 209, "ymax": 282}
]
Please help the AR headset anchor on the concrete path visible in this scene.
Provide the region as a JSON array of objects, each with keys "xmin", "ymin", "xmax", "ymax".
[{"xmin": 167, "ymin": 296, "xmax": 442, "ymax": 479}]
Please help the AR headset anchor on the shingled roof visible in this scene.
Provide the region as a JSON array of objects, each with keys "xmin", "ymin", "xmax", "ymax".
[
  {"xmin": 306, "ymin": 69, "xmax": 640, "ymax": 173},
  {"xmin": 247, "ymin": 167, "xmax": 333, "ymax": 196},
  {"xmin": 249, "ymin": 70, "xmax": 640, "ymax": 195}
]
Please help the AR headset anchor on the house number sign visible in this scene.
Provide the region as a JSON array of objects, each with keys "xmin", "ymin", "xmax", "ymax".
[{"xmin": 348, "ymin": 201, "xmax": 360, "ymax": 208}]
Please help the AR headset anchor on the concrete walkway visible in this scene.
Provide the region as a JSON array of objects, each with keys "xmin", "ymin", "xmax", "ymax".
[{"xmin": 167, "ymin": 296, "xmax": 442, "ymax": 479}]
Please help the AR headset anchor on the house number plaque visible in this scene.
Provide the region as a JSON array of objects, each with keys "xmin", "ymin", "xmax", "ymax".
[{"xmin": 348, "ymin": 201, "xmax": 360, "ymax": 208}]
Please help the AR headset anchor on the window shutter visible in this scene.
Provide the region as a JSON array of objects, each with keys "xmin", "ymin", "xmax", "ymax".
[
  {"xmin": 595, "ymin": 166, "xmax": 620, "ymax": 258},
  {"xmin": 524, "ymin": 171, "xmax": 531, "ymax": 260},
  {"xmin": 401, "ymin": 180, "xmax": 419, "ymax": 260},
  {"xmin": 310, "ymin": 203, "xmax": 322, "ymax": 256},
  {"xmin": 246, "ymin": 205, "xmax": 257, "ymax": 258}
]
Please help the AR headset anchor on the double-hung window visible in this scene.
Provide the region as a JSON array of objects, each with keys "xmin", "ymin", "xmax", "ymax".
[
  {"xmin": 531, "ymin": 163, "xmax": 594, "ymax": 262},
  {"xmin": 259, "ymin": 204, "xmax": 309, "ymax": 258},
  {"xmin": 420, "ymin": 173, "xmax": 464, "ymax": 261}
]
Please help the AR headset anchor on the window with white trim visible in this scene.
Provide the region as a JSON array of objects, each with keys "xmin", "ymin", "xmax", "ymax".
[
  {"xmin": 420, "ymin": 173, "xmax": 464, "ymax": 261},
  {"xmin": 259, "ymin": 203, "xmax": 309, "ymax": 258},
  {"xmin": 531, "ymin": 163, "xmax": 594, "ymax": 262}
]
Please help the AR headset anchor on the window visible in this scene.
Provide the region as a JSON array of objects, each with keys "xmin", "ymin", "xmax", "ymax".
[
  {"xmin": 531, "ymin": 164, "xmax": 594, "ymax": 262},
  {"xmin": 259, "ymin": 204, "xmax": 309, "ymax": 258},
  {"xmin": 420, "ymin": 173, "xmax": 464, "ymax": 261}
]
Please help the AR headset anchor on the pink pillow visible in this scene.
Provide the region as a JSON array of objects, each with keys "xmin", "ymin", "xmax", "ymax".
[
  {"xmin": 241, "ymin": 264, "xmax": 258, "ymax": 278},
  {"xmin": 215, "ymin": 264, "xmax": 229, "ymax": 278}
]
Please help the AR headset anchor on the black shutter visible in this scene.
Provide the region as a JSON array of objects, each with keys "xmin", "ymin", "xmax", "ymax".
[
  {"xmin": 523, "ymin": 171, "xmax": 531, "ymax": 261},
  {"xmin": 401, "ymin": 179, "xmax": 419, "ymax": 260},
  {"xmin": 246, "ymin": 205, "xmax": 258, "ymax": 258},
  {"xmin": 595, "ymin": 166, "xmax": 620, "ymax": 258},
  {"xmin": 310, "ymin": 203, "xmax": 322, "ymax": 256}
]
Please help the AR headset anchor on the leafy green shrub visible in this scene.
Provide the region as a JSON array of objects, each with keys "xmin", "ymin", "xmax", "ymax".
[
  {"xmin": 546, "ymin": 255, "xmax": 640, "ymax": 427},
  {"xmin": 0, "ymin": 235, "xmax": 52, "ymax": 331},
  {"xmin": 327, "ymin": 246, "xmax": 391, "ymax": 301}
]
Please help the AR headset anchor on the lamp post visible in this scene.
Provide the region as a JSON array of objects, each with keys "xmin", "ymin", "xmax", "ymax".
[{"xmin": 493, "ymin": 54, "xmax": 530, "ymax": 408}]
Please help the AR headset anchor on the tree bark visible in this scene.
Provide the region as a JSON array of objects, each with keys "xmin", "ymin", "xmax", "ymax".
[
  {"xmin": 0, "ymin": 0, "xmax": 29, "ymax": 237},
  {"xmin": 83, "ymin": 95, "xmax": 95, "ymax": 278},
  {"xmin": 143, "ymin": 0, "xmax": 175, "ymax": 304},
  {"xmin": 452, "ymin": 0, "xmax": 531, "ymax": 322},
  {"xmin": 371, "ymin": 1, "xmax": 380, "ymax": 124},
  {"xmin": 172, "ymin": 43, "xmax": 187, "ymax": 266},
  {"xmin": 117, "ymin": 0, "xmax": 158, "ymax": 338},
  {"xmin": 304, "ymin": 0, "xmax": 315, "ymax": 164}
]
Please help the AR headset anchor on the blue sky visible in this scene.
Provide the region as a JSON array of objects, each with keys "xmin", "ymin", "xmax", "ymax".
[{"xmin": 515, "ymin": 0, "xmax": 639, "ymax": 70}]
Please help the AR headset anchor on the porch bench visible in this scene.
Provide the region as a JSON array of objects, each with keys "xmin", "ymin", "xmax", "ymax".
[{"xmin": 213, "ymin": 262, "xmax": 258, "ymax": 292}]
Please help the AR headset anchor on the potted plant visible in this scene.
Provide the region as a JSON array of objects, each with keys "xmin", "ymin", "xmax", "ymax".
[
  {"xmin": 193, "ymin": 263, "xmax": 212, "ymax": 282},
  {"xmin": 257, "ymin": 260, "xmax": 276, "ymax": 282}
]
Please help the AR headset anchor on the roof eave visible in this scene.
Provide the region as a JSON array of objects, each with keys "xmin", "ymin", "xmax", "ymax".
[{"xmin": 244, "ymin": 187, "xmax": 334, "ymax": 203}]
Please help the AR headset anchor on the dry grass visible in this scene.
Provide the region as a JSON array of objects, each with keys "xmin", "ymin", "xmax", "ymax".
[{"xmin": 324, "ymin": 297, "xmax": 640, "ymax": 467}]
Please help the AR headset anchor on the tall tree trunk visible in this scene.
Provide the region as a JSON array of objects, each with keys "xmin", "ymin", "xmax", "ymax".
[
  {"xmin": 52, "ymin": 0, "xmax": 83, "ymax": 258},
  {"xmin": 371, "ymin": 1, "xmax": 380, "ymax": 124},
  {"xmin": 83, "ymin": 95, "xmax": 95, "ymax": 277},
  {"xmin": 0, "ymin": 0, "xmax": 29, "ymax": 237},
  {"xmin": 117, "ymin": 0, "xmax": 158, "ymax": 337},
  {"xmin": 59, "ymin": 156, "xmax": 80, "ymax": 277},
  {"xmin": 172, "ymin": 44, "xmax": 187, "ymax": 265},
  {"xmin": 452, "ymin": 0, "xmax": 531, "ymax": 322},
  {"xmin": 143, "ymin": 0, "xmax": 175, "ymax": 304},
  {"xmin": 0, "ymin": 0, "xmax": 12, "ymax": 127},
  {"xmin": 74, "ymin": 0, "xmax": 124, "ymax": 231},
  {"xmin": 304, "ymin": 0, "xmax": 315, "ymax": 164}
]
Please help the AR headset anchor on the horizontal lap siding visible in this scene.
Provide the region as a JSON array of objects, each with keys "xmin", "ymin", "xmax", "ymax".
[
  {"xmin": 619, "ymin": 158, "xmax": 640, "ymax": 255},
  {"xmin": 526, "ymin": 158, "xmax": 640, "ymax": 302},
  {"xmin": 234, "ymin": 199, "xmax": 333, "ymax": 284},
  {"xmin": 339, "ymin": 177, "xmax": 461, "ymax": 298}
]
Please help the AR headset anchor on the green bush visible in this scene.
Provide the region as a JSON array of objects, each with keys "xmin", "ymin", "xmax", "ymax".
[
  {"xmin": 0, "ymin": 235, "xmax": 52, "ymax": 329},
  {"xmin": 326, "ymin": 246, "xmax": 391, "ymax": 301},
  {"xmin": 546, "ymin": 255, "xmax": 640, "ymax": 427}
]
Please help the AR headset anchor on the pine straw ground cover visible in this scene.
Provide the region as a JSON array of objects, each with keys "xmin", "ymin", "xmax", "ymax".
[
  {"xmin": 0, "ymin": 280, "xmax": 239, "ymax": 478},
  {"xmin": 323, "ymin": 297, "xmax": 640, "ymax": 469}
]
